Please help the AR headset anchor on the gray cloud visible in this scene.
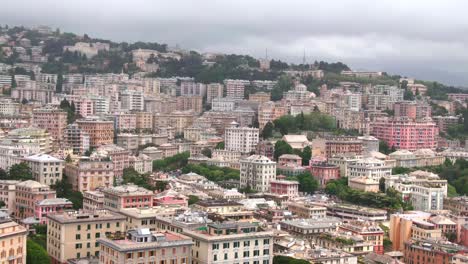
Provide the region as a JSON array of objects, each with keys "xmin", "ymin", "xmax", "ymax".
[{"xmin": 1, "ymin": 0, "xmax": 468, "ymax": 85}]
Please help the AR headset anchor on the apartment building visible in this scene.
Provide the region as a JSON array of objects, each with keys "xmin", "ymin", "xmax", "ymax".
[
  {"xmin": 47, "ymin": 210, "xmax": 125, "ymax": 263},
  {"xmin": 120, "ymin": 90, "xmax": 144, "ymax": 111},
  {"xmin": 404, "ymin": 239, "xmax": 467, "ymax": 264},
  {"xmin": 183, "ymin": 222, "xmax": 274, "ymax": 264},
  {"xmin": 0, "ymin": 180, "xmax": 20, "ymax": 214},
  {"xmin": 394, "ymin": 101, "xmax": 431, "ymax": 120},
  {"xmin": 32, "ymin": 108, "xmax": 67, "ymax": 141},
  {"xmin": 95, "ymin": 144, "xmax": 130, "ymax": 179},
  {"xmin": 64, "ymin": 158, "xmax": 114, "ymax": 192},
  {"xmin": 180, "ymin": 80, "xmax": 206, "ymax": 97},
  {"xmin": 224, "ymin": 79, "xmax": 249, "ymax": 100},
  {"xmin": 339, "ymin": 220, "xmax": 384, "ymax": 254},
  {"xmin": 15, "ymin": 180, "xmax": 56, "ymax": 219},
  {"xmin": 269, "ymin": 180, "xmax": 299, "ymax": 198},
  {"xmin": 82, "ymin": 191, "xmax": 104, "ymax": 211},
  {"xmin": 114, "ymin": 112, "xmax": 137, "ymax": 132},
  {"xmin": 63, "ymin": 123, "xmax": 90, "ymax": 155},
  {"xmin": 101, "ymin": 184, "xmax": 154, "ymax": 212},
  {"xmin": 136, "ymin": 111, "xmax": 153, "ymax": 131},
  {"xmin": 348, "ymin": 157, "xmax": 392, "ymax": 182},
  {"xmin": 240, "ymin": 155, "xmax": 276, "ymax": 193},
  {"xmin": 285, "ymin": 201, "xmax": 327, "ymax": 219},
  {"xmin": 224, "ymin": 123, "xmax": 259, "ymax": 154},
  {"xmin": 176, "ymin": 95, "xmax": 203, "ymax": 114},
  {"xmin": 258, "ymin": 101, "xmax": 287, "ymax": 129},
  {"xmin": 325, "ymin": 136, "xmax": 363, "ymax": 158},
  {"xmin": 371, "ymin": 117, "xmax": 438, "ymax": 150},
  {"xmin": 76, "ymin": 118, "xmax": 114, "ymax": 148},
  {"xmin": 23, "ymin": 153, "xmax": 64, "ymax": 185},
  {"xmin": 206, "ymin": 83, "xmax": 224, "ymax": 104},
  {"xmin": 211, "ymin": 97, "xmax": 236, "ymax": 112},
  {"xmin": 0, "ymin": 216, "xmax": 27, "ymax": 264},
  {"xmin": 98, "ymin": 228, "xmax": 192, "ymax": 264}
]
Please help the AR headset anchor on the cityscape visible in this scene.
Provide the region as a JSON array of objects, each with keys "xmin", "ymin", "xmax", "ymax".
[{"xmin": 1, "ymin": 3, "xmax": 468, "ymax": 264}]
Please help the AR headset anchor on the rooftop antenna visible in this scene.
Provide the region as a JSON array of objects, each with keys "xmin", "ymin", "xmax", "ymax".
[{"xmin": 265, "ymin": 48, "xmax": 268, "ymax": 60}]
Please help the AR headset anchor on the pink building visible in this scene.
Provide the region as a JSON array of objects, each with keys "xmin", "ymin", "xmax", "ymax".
[
  {"xmin": 153, "ymin": 190, "xmax": 188, "ymax": 207},
  {"xmin": 278, "ymin": 154, "xmax": 302, "ymax": 166},
  {"xmin": 74, "ymin": 98, "xmax": 94, "ymax": 117},
  {"xmin": 394, "ymin": 101, "xmax": 431, "ymax": 120},
  {"xmin": 114, "ymin": 113, "xmax": 137, "ymax": 132},
  {"xmin": 102, "ymin": 184, "xmax": 154, "ymax": 211},
  {"xmin": 96, "ymin": 144, "xmax": 130, "ymax": 179},
  {"xmin": 270, "ymin": 180, "xmax": 299, "ymax": 197},
  {"xmin": 309, "ymin": 163, "xmax": 340, "ymax": 187},
  {"xmin": 34, "ymin": 198, "xmax": 73, "ymax": 224},
  {"xmin": 371, "ymin": 117, "xmax": 439, "ymax": 150},
  {"xmin": 448, "ymin": 93, "xmax": 468, "ymax": 101},
  {"xmin": 32, "ymin": 108, "xmax": 67, "ymax": 143},
  {"xmin": 15, "ymin": 180, "xmax": 56, "ymax": 219}
]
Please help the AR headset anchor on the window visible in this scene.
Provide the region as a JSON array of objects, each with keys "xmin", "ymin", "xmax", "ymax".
[
  {"xmin": 263, "ymin": 249, "xmax": 269, "ymax": 255},
  {"xmin": 263, "ymin": 239, "xmax": 270, "ymax": 245},
  {"xmin": 95, "ymin": 233, "xmax": 100, "ymax": 238},
  {"xmin": 75, "ymin": 243, "xmax": 82, "ymax": 249},
  {"xmin": 224, "ymin": 253, "xmax": 228, "ymax": 260},
  {"xmin": 255, "ymin": 240, "xmax": 258, "ymax": 246},
  {"xmin": 212, "ymin": 244, "xmax": 219, "ymax": 250},
  {"xmin": 76, "ymin": 234, "xmax": 81, "ymax": 240},
  {"xmin": 87, "ymin": 233, "xmax": 91, "ymax": 239},
  {"xmin": 243, "ymin": 251, "xmax": 249, "ymax": 257},
  {"xmin": 253, "ymin": 250, "xmax": 259, "ymax": 256},
  {"xmin": 127, "ymin": 253, "xmax": 132, "ymax": 259},
  {"xmin": 235, "ymin": 252, "xmax": 238, "ymax": 259},
  {"xmin": 213, "ymin": 254, "xmax": 217, "ymax": 261},
  {"xmin": 244, "ymin": 241, "xmax": 250, "ymax": 247},
  {"xmin": 107, "ymin": 223, "xmax": 110, "ymax": 228},
  {"xmin": 233, "ymin": 241, "xmax": 240, "ymax": 248},
  {"xmin": 263, "ymin": 261, "xmax": 270, "ymax": 264},
  {"xmin": 77, "ymin": 225, "xmax": 81, "ymax": 231},
  {"xmin": 223, "ymin": 242, "xmax": 230, "ymax": 249},
  {"xmin": 87, "ymin": 242, "xmax": 90, "ymax": 248}
]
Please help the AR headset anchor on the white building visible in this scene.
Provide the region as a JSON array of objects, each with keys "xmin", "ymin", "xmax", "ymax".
[
  {"xmin": 348, "ymin": 157, "xmax": 392, "ymax": 182},
  {"xmin": 240, "ymin": 155, "xmax": 276, "ymax": 193},
  {"xmin": 23, "ymin": 153, "xmax": 64, "ymax": 186},
  {"xmin": 120, "ymin": 90, "xmax": 144, "ymax": 111},
  {"xmin": 211, "ymin": 97, "xmax": 236, "ymax": 112},
  {"xmin": 224, "ymin": 122, "xmax": 259, "ymax": 154}
]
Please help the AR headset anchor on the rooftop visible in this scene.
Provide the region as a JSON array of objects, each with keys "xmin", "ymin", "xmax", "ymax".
[
  {"xmin": 46, "ymin": 209, "xmax": 125, "ymax": 224},
  {"xmin": 24, "ymin": 153, "xmax": 63, "ymax": 162}
]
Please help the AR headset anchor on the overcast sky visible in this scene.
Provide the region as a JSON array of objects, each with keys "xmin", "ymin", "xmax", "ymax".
[{"xmin": 2, "ymin": 0, "xmax": 468, "ymax": 86}]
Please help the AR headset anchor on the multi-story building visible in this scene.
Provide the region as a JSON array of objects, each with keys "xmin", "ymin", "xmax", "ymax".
[
  {"xmin": 371, "ymin": 117, "xmax": 438, "ymax": 150},
  {"xmin": 0, "ymin": 216, "xmax": 27, "ymax": 264},
  {"xmin": 23, "ymin": 153, "xmax": 64, "ymax": 185},
  {"xmin": 120, "ymin": 90, "xmax": 144, "ymax": 111},
  {"xmin": 7, "ymin": 127, "xmax": 52, "ymax": 153},
  {"xmin": 0, "ymin": 98, "xmax": 20, "ymax": 115},
  {"xmin": 180, "ymin": 80, "xmax": 206, "ymax": 97},
  {"xmin": 285, "ymin": 201, "xmax": 328, "ymax": 219},
  {"xmin": 348, "ymin": 157, "xmax": 392, "ymax": 182},
  {"xmin": 433, "ymin": 115, "xmax": 460, "ymax": 134},
  {"xmin": 47, "ymin": 210, "xmax": 126, "ymax": 263},
  {"xmin": 206, "ymin": 83, "xmax": 224, "ymax": 104},
  {"xmin": 258, "ymin": 101, "xmax": 288, "ymax": 129},
  {"xmin": 183, "ymin": 222, "xmax": 273, "ymax": 264},
  {"xmin": 249, "ymin": 92, "xmax": 271, "ymax": 104},
  {"xmin": 15, "ymin": 180, "xmax": 56, "ymax": 219},
  {"xmin": 325, "ymin": 136, "xmax": 363, "ymax": 158},
  {"xmin": 394, "ymin": 101, "xmax": 431, "ymax": 120},
  {"xmin": 310, "ymin": 163, "xmax": 340, "ymax": 187},
  {"xmin": 224, "ymin": 79, "xmax": 249, "ymax": 99},
  {"xmin": 327, "ymin": 203, "xmax": 388, "ymax": 222},
  {"xmin": 76, "ymin": 117, "xmax": 114, "ymax": 148},
  {"xmin": 341, "ymin": 71, "xmax": 383, "ymax": 78},
  {"xmin": 95, "ymin": 144, "xmax": 130, "ymax": 179},
  {"xmin": 339, "ymin": 220, "xmax": 384, "ymax": 254},
  {"xmin": 269, "ymin": 180, "xmax": 299, "ymax": 198},
  {"xmin": 176, "ymin": 95, "xmax": 203, "ymax": 114},
  {"xmin": 136, "ymin": 111, "xmax": 153, "ymax": 131},
  {"xmin": 403, "ymin": 239, "xmax": 467, "ymax": 264},
  {"xmin": 82, "ymin": 190, "xmax": 104, "ymax": 211},
  {"xmin": 367, "ymin": 85, "xmax": 404, "ymax": 110},
  {"xmin": 280, "ymin": 217, "xmax": 342, "ymax": 238},
  {"xmin": 63, "ymin": 123, "xmax": 90, "ymax": 155},
  {"xmin": 448, "ymin": 93, "xmax": 468, "ymax": 101},
  {"xmin": 224, "ymin": 123, "xmax": 259, "ymax": 154},
  {"xmin": 64, "ymin": 158, "xmax": 114, "ymax": 192},
  {"xmin": 114, "ymin": 112, "xmax": 137, "ymax": 132},
  {"xmin": 240, "ymin": 155, "xmax": 276, "ymax": 193},
  {"xmin": 211, "ymin": 97, "xmax": 236, "ymax": 112},
  {"xmin": 102, "ymin": 184, "xmax": 154, "ymax": 212},
  {"xmin": 0, "ymin": 180, "xmax": 20, "ymax": 214},
  {"xmin": 98, "ymin": 228, "xmax": 193, "ymax": 264},
  {"xmin": 35, "ymin": 198, "xmax": 73, "ymax": 224}
]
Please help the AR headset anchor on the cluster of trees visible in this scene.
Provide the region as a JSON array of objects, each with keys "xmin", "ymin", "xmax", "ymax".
[
  {"xmin": 27, "ymin": 239, "xmax": 50, "ymax": 264},
  {"xmin": 122, "ymin": 167, "xmax": 167, "ymax": 191},
  {"xmin": 268, "ymin": 112, "xmax": 336, "ymax": 136},
  {"xmin": 153, "ymin": 152, "xmax": 190, "ymax": 171},
  {"xmin": 59, "ymin": 99, "xmax": 81, "ymax": 124},
  {"xmin": 379, "ymin": 141, "xmax": 396, "ymax": 155},
  {"xmin": 325, "ymin": 177, "xmax": 413, "ymax": 211},
  {"xmin": 51, "ymin": 175, "xmax": 83, "ymax": 209},
  {"xmin": 273, "ymin": 255, "xmax": 311, "ymax": 264},
  {"xmin": 181, "ymin": 163, "xmax": 240, "ymax": 182},
  {"xmin": 273, "ymin": 140, "xmax": 311, "ymax": 165},
  {"xmin": 0, "ymin": 162, "xmax": 33, "ymax": 181},
  {"xmin": 287, "ymin": 172, "xmax": 319, "ymax": 194},
  {"xmin": 271, "ymin": 75, "xmax": 294, "ymax": 101}
]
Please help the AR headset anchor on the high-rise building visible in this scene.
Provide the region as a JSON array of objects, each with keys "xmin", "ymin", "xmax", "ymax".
[
  {"xmin": 176, "ymin": 95, "xmax": 203, "ymax": 114},
  {"xmin": 32, "ymin": 108, "xmax": 67, "ymax": 143},
  {"xmin": 76, "ymin": 117, "xmax": 114, "ymax": 148},
  {"xmin": 120, "ymin": 90, "xmax": 144, "ymax": 111},
  {"xmin": 224, "ymin": 123, "xmax": 259, "ymax": 154},
  {"xmin": 240, "ymin": 155, "xmax": 276, "ymax": 193},
  {"xmin": 206, "ymin": 83, "xmax": 224, "ymax": 104},
  {"xmin": 63, "ymin": 123, "xmax": 90, "ymax": 155},
  {"xmin": 224, "ymin": 79, "xmax": 249, "ymax": 100}
]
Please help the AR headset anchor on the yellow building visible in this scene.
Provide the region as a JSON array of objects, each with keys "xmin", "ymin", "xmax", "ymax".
[
  {"xmin": 47, "ymin": 210, "xmax": 125, "ymax": 263},
  {"xmin": 0, "ymin": 216, "xmax": 27, "ymax": 264}
]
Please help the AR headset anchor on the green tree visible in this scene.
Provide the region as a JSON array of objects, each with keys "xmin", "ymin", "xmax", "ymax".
[
  {"xmin": 51, "ymin": 175, "xmax": 83, "ymax": 209},
  {"xmin": 9, "ymin": 162, "xmax": 33, "ymax": 180},
  {"xmin": 261, "ymin": 122, "xmax": 274, "ymax": 139},
  {"xmin": 188, "ymin": 195, "xmax": 200, "ymax": 205},
  {"xmin": 201, "ymin": 148, "xmax": 212, "ymax": 158},
  {"xmin": 273, "ymin": 255, "xmax": 310, "ymax": 264},
  {"xmin": 65, "ymin": 154, "xmax": 72, "ymax": 163},
  {"xmin": 300, "ymin": 146, "xmax": 311, "ymax": 166},
  {"xmin": 379, "ymin": 141, "xmax": 390, "ymax": 154},
  {"xmin": 379, "ymin": 177, "xmax": 386, "ymax": 192},
  {"xmin": 271, "ymin": 75, "xmax": 294, "ymax": 101},
  {"xmin": 56, "ymin": 73, "xmax": 63, "ymax": 93},
  {"xmin": 215, "ymin": 142, "xmax": 224, "ymax": 149},
  {"xmin": 274, "ymin": 140, "xmax": 293, "ymax": 160},
  {"xmin": 26, "ymin": 239, "xmax": 50, "ymax": 264}
]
